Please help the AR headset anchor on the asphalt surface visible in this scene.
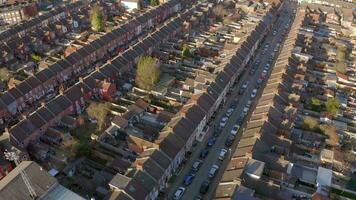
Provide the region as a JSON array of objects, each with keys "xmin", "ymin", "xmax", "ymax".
[{"xmin": 167, "ymin": 2, "xmax": 297, "ymax": 199}]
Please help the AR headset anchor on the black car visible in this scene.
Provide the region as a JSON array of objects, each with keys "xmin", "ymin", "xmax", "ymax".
[
  {"xmin": 236, "ymin": 116, "xmax": 244, "ymax": 125},
  {"xmin": 249, "ymin": 67, "xmax": 256, "ymax": 75},
  {"xmin": 200, "ymin": 148, "xmax": 210, "ymax": 159},
  {"xmin": 200, "ymin": 180, "xmax": 211, "ymax": 194},
  {"xmin": 225, "ymin": 135, "xmax": 234, "ymax": 147}
]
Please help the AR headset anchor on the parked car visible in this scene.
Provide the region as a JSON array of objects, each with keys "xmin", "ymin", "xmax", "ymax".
[
  {"xmin": 194, "ymin": 195, "xmax": 203, "ymax": 200},
  {"xmin": 226, "ymin": 108, "xmax": 234, "ymax": 117},
  {"xmin": 192, "ymin": 160, "xmax": 203, "ymax": 172},
  {"xmin": 242, "ymin": 81, "xmax": 249, "ymax": 89},
  {"xmin": 256, "ymin": 78, "xmax": 263, "ymax": 88},
  {"xmin": 230, "ymin": 124, "xmax": 240, "ymax": 136},
  {"xmin": 261, "ymin": 69, "xmax": 268, "ymax": 78},
  {"xmin": 199, "ymin": 180, "xmax": 211, "ymax": 194},
  {"xmin": 254, "ymin": 59, "xmax": 261, "ymax": 66},
  {"xmin": 239, "ymin": 81, "xmax": 249, "ymax": 94},
  {"xmin": 173, "ymin": 187, "xmax": 185, "ymax": 200},
  {"xmin": 207, "ymin": 137, "xmax": 216, "ymax": 147},
  {"xmin": 246, "ymin": 100, "xmax": 252, "ymax": 108},
  {"xmin": 225, "ymin": 135, "xmax": 235, "ymax": 147},
  {"xmin": 218, "ymin": 149, "xmax": 228, "ymax": 160},
  {"xmin": 242, "ymin": 107, "xmax": 249, "ymax": 116},
  {"xmin": 183, "ymin": 173, "xmax": 196, "ymax": 186},
  {"xmin": 264, "ymin": 64, "xmax": 270, "ymax": 70},
  {"xmin": 250, "ymin": 89, "xmax": 257, "ymax": 98},
  {"xmin": 208, "ymin": 165, "xmax": 219, "ymax": 178},
  {"xmin": 236, "ymin": 115, "xmax": 244, "ymax": 125},
  {"xmin": 200, "ymin": 148, "xmax": 210, "ymax": 159},
  {"xmin": 249, "ymin": 67, "xmax": 257, "ymax": 75},
  {"xmin": 220, "ymin": 117, "xmax": 228, "ymax": 127}
]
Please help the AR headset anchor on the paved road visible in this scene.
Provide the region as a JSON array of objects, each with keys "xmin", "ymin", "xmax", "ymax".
[{"xmin": 167, "ymin": 2, "xmax": 297, "ymax": 199}]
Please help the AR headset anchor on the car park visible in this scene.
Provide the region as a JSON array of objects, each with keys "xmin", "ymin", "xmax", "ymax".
[
  {"xmin": 208, "ymin": 165, "xmax": 219, "ymax": 178},
  {"xmin": 191, "ymin": 160, "xmax": 203, "ymax": 172},
  {"xmin": 207, "ymin": 137, "xmax": 216, "ymax": 147},
  {"xmin": 173, "ymin": 187, "xmax": 185, "ymax": 200},
  {"xmin": 183, "ymin": 173, "xmax": 196, "ymax": 186},
  {"xmin": 230, "ymin": 124, "xmax": 240, "ymax": 136},
  {"xmin": 218, "ymin": 149, "xmax": 228, "ymax": 160},
  {"xmin": 199, "ymin": 180, "xmax": 211, "ymax": 194},
  {"xmin": 250, "ymin": 89, "xmax": 257, "ymax": 98},
  {"xmin": 200, "ymin": 148, "xmax": 209, "ymax": 159},
  {"xmin": 220, "ymin": 117, "xmax": 228, "ymax": 127}
]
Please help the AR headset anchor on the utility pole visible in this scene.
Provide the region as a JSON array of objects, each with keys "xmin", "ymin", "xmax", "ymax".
[{"xmin": 4, "ymin": 150, "xmax": 38, "ymax": 200}]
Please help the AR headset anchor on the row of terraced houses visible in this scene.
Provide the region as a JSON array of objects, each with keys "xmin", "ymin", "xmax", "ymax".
[{"xmin": 0, "ymin": 0, "xmax": 182, "ymax": 123}]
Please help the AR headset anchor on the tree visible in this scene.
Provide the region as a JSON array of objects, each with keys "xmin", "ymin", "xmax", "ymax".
[
  {"xmin": 311, "ymin": 97, "xmax": 321, "ymax": 111},
  {"xmin": 91, "ymin": 6, "xmax": 104, "ymax": 32},
  {"xmin": 336, "ymin": 62, "xmax": 346, "ymax": 74},
  {"xmin": 302, "ymin": 116, "xmax": 319, "ymax": 131},
  {"xmin": 335, "ymin": 45, "xmax": 347, "ymax": 74},
  {"xmin": 182, "ymin": 44, "xmax": 192, "ymax": 59},
  {"xmin": 86, "ymin": 102, "xmax": 111, "ymax": 130},
  {"xmin": 325, "ymin": 97, "xmax": 340, "ymax": 117},
  {"xmin": 31, "ymin": 53, "xmax": 41, "ymax": 63},
  {"xmin": 150, "ymin": 0, "xmax": 159, "ymax": 6},
  {"xmin": 0, "ymin": 68, "xmax": 10, "ymax": 82},
  {"xmin": 213, "ymin": 5, "xmax": 227, "ymax": 22},
  {"xmin": 135, "ymin": 56, "xmax": 161, "ymax": 90}
]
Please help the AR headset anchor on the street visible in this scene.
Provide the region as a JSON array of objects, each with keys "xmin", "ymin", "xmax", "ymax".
[{"xmin": 167, "ymin": 1, "xmax": 297, "ymax": 199}]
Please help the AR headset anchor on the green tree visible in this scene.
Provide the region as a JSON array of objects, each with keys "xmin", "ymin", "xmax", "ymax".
[
  {"xmin": 335, "ymin": 45, "xmax": 347, "ymax": 74},
  {"xmin": 150, "ymin": 0, "xmax": 159, "ymax": 6},
  {"xmin": 76, "ymin": 143, "xmax": 91, "ymax": 157},
  {"xmin": 0, "ymin": 68, "xmax": 10, "ymax": 82},
  {"xmin": 325, "ymin": 97, "xmax": 340, "ymax": 117},
  {"xmin": 135, "ymin": 56, "xmax": 161, "ymax": 90},
  {"xmin": 311, "ymin": 97, "xmax": 321, "ymax": 111},
  {"xmin": 336, "ymin": 62, "xmax": 346, "ymax": 74},
  {"xmin": 31, "ymin": 54, "xmax": 41, "ymax": 63},
  {"xmin": 182, "ymin": 44, "xmax": 192, "ymax": 59},
  {"xmin": 91, "ymin": 6, "xmax": 104, "ymax": 32},
  {"xmin": 302, "ymin": 116, "xmax": 319, "ymax": 131},
  {"xmin": 86, "ymin": 102, "xmax": 111, "ymax": 130}
]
